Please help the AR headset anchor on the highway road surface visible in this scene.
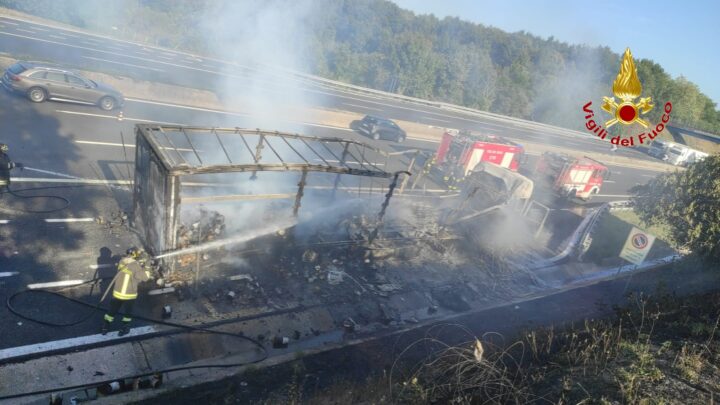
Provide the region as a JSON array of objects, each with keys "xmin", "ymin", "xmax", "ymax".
[{"xmin": 0, "ymin": 12, "xmax": 670, "ymax": 351}]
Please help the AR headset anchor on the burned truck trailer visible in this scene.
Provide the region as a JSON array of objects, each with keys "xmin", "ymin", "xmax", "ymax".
[{"xmin": 131, "ymin": 124, "xmax": 400, "ymax": 264}]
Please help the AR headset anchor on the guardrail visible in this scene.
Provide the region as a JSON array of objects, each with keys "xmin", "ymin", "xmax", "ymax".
[{"xmin": 260, "ymin": 63, "xmax": 590, "ymax": 139}]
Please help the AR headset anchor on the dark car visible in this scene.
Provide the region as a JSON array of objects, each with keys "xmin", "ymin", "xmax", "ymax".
[
  {"xmin": 2, "ymin": 61, "xmax": 124, "ymax": 110},
  {"xmin": 356, "ymin": 115, "xmax": 406, "ymax": 143}
]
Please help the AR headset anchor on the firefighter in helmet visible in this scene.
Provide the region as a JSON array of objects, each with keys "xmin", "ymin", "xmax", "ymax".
[
  {"xmin": 0, "ymin": 143, "xmax": 23, "ymax": 195},
  {"xmin": 102, "ymin": 247, "xmax": 153, "ymax": 335}
]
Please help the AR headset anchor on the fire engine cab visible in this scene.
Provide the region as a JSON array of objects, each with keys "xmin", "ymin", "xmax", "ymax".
[
  {"xmin": 431, "ymin": 130, "xmax": 525, "ymax": 188},
  {"xmin": 535, "ymin": 152, "xmax": 609, "ymax": 201}
]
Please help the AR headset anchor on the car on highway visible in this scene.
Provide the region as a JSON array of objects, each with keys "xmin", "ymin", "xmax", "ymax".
[
  {"xmin": 2, "ymin": 61, "xmax": 124, "ymax": 110},
  {"xmin": 356, "ymin": 115, "xmax": 407, "ymax": 143}
]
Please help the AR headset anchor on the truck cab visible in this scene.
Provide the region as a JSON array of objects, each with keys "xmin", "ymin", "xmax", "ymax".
[
  {"xmin": 432, "ymin": 130, "xmax": 525, "ymax": 189},
  {"xmin": 536, "ymin": 152, "xmax": 608, "ymax": 201}
]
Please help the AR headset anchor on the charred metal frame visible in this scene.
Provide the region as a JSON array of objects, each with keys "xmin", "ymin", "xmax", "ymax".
[{"xmin": 133, "ymin": 125, "xmax": 398, "ymax": 256}]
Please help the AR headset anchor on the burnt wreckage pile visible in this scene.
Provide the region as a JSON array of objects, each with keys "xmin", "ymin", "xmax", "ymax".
[{"xmin": 131, "ymin": 125, "xmax": 534, "ymax": 312}]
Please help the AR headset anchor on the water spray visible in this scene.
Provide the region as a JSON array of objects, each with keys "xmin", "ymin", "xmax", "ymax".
[{"xmin": 153, "ymin": 220, "xmax": 297, "ymax": 260}]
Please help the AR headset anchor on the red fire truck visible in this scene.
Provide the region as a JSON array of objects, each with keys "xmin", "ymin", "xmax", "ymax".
[
  {"xmin": 430, "ymin": 130, "xmax": 526, "ymax": 188},
  {"xmin": 535, "ymin": 152, "xmax": 609, "ymax": 201}
]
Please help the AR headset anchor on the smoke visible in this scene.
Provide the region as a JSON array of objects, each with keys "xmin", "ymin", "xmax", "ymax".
[
  {"xmin": 199, "ymin": 0, "xmax": 322, "ymax": 131},
  {"xmin": 531, "ymin": 47, "xmax": 616, "ymax": 132}
]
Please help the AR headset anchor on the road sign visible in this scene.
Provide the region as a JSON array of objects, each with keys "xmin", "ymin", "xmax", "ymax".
[{"xmin": 619, "ymin": 226, "xmax": 656, "ymax": 265}]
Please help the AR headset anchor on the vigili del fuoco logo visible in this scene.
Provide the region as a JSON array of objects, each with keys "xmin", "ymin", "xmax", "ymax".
[{"xmin": 582, "ymin": 48, "xmax": 672, "ymax": 147}]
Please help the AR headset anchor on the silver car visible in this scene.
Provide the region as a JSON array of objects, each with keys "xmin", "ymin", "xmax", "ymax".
[{"xmin": 1, "ymin": 61, "xmax": 124, "ymax": 110}]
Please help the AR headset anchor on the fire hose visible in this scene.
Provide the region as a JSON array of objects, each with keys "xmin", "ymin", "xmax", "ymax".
[
  {"xmin": 2, "ymin": 279, "xmax": 269, "ymax": 401},
  {"xmin": 0, "ymin": 185, "xmax": 71, "ymax": 213}
]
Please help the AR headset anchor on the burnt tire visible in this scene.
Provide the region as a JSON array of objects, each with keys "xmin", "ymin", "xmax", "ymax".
[
  {"xmin": 27, "ymin": 87, "xmax": 47, "ymax": 103},
  {"xmin": 99, "ymin": 96, "xmax": 116, "ymax": 111}
]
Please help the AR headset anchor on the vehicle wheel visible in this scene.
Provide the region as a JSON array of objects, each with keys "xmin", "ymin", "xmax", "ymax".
[
  {"xmin": 27, "ymin": 87, "xmax": 47, "ymax": 103},
  {"xmin": 99, "ymin": 96, "xmax": 116, "ymax": 111},
  {"xmin": 372, "ymin": 131, "xmax": 381, "ymax": 140},
  {"xmin": 396, "ymin": 134, "xmax": 405, "ymax": 143}
]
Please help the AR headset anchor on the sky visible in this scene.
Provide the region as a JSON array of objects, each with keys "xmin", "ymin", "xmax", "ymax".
[{"xmin": 392, "ymin": 0, "xmax": 720, "ymax": 105}]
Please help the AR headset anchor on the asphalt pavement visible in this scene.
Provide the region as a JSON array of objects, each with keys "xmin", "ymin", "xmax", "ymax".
[{"xmin": 0, "ymin": 13, "xmax": 671, "ymax": 352}]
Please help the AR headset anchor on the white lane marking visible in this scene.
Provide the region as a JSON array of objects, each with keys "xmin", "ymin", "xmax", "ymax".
[
  {"xmin": 55, "ymin": 109, "xmax": 185, "ymax": 126},
  {"xmin": 422, "ymin": 116, "xmax": 451, "ymax": 124},
  {"xmin": 342, "ymin": 102, "xmax": 383, "ymax": 112},
  {"xmin": 48, "ymin": 34, "xmax": 66, "ymax": 40},
  {"xmin": 45, "ymin": 218, "xmax": 95, "ymax": 223},
  {"xmin": 0, "ymin": 20, "xmax": 19, "ymax": 26},
  {"xmin": 202, "ymin": 64, "xmax": 215, "ymax": 69},
  {"xmin": 30, "ymin": 26, "xmax": 48, "ymax": 31},
  {"xmin": 603, "ymin": 180, "xmax": 616, "ymax": 183},
  {"xmin": 76, "ymin": 140, "xmax": 135, "ymax": 148},
  {"xmin": 12, "ymin": 176, "xmax": 225, "ymax": 188},
  {"xmin": 13, "ymin": 176, "xmax": 131, "ymax": 185},
  {"xmin": 0, "ymin": 272, "xmax": 19, "ymax": 277},
  {"xmin": 15, "ymin": 28, "xmax": 36, "ymax": 34},
  {"xmin": 0, "ymin": 326, "xmax": 157, "ymax": 362},
  {"xmin": 407, "ymin": 136, "xmax": 439, "ymax": 143},
  {"xmin": 0, "ymin": 219, "xmax": 10, "ymax": 224},
  {"xmin": 596, "ymin": 194, "xmax": 632, "ymax": 198},
  {"xmin": 81, "ymin": 55, "xmax": 165, "ymax": 72},
  {"xmin": 75, "ymin": 140, "xmax": 197, "ymax": 152},
  {"xmin": 28, "ymin": 280, "xmax": 86, "ymax": 289}
]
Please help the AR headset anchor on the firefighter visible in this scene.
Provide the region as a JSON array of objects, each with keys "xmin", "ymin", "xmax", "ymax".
[
  {"xmin": 0, "ymin": 143, "xmax": 23, "ymax": 195},
  {"xmin": 101, "ymin": 247, "xmax": 153, "ymax": 336}
]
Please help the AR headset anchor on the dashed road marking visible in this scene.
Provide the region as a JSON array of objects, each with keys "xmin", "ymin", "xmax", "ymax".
[
  {"xmin": 27, "ymin": 280, "xmax": 86, "ymax": 289},
  {"xmin": 342, "ymin": 102, "xmax": 382, "ymax": 112},
  {"xmin": 0, "ymin": 272, "xmax": 19, "ymax": 277},
  {"xmin": 75, "ymin": 139, "xmax": 197, "ymax": 152},
  {"xmin": 45, "ymin": 218, "xmax": 95, "ymax": 223},
  {"xmin": 56, "ymin": 109, "xmax": 184, "ymax": 126},
  {"xmin": 82, "ymin": 56, "xmax": 165, "ymax": 72},
  {"xmin": 0, "ymin": 326, "xmax": 157, "ymax": 362},
  {"xmin": 422, "ymin": 116, "xmax": 451, "ymax": 124},
  {"xmin": 48, "ymin": 34, "xmax": 67, "ymax": 40},
  {"xmin": 15, "ymin": 28, "xmax": 36, "ymax": 34}
]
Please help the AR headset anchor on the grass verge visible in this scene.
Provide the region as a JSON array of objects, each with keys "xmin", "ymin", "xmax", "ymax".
[{"xmin": 583, "ymin": 210, "xmax": 676, "ymax": 266}]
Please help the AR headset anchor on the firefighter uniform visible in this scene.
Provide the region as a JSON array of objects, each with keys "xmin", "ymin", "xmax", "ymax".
[
  {"xmin": 0, "ymin": 144, "xmax": 20, "ymax": 194},
  {"xmin": 102, "ymin": 249, "xmax": 152, "ymax": 335}
]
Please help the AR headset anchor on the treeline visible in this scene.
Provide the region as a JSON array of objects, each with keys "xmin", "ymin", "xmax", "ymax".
[{"xmin": 3, "ymin": 0, "xmax": 719, "ymax": 134}]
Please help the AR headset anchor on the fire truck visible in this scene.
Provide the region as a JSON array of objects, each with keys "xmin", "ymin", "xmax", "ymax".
[
  {"xmin": 429, "ymin": 130, "xmax": 526, "ymax": 188},
  {"xmin": 535, "ymin": 152, "xmax": 609, "ymax": 201}
]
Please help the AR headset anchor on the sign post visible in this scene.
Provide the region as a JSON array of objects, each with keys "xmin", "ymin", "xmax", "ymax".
[{"xmin": 619, "ymin": 226, "xmax": 656, "ymax": 265}]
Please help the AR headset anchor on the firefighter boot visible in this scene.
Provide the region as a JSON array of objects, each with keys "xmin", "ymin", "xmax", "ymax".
[
  {"xmin": 119, "ymin": 318, "xmax": 132, "ymax": 336},
  {"xmin": 101, "ymin": 320, "xmax": 111, "ymax": 335}
]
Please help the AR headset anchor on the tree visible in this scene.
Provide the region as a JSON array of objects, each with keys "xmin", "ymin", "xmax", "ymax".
[{"xmin": 631, "ymin": 155, "xmax": 720, "ymax": 261}]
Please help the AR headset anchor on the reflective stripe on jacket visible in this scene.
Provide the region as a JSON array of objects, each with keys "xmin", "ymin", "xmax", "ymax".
[{"xmin": 112, "ymin": 256, "xmax": 151, "ymax": 300}]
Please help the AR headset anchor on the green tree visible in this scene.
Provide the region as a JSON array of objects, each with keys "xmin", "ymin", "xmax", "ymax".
[{"xmin": 631, "ymin": 155, "xmax": 720, "ymax": 260}]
